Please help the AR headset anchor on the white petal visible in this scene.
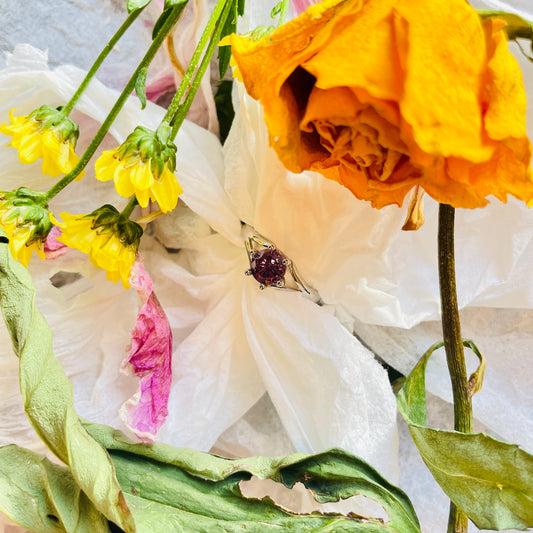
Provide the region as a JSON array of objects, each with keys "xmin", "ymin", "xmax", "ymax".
[
  {"xmin": 241, "ymin": 281, "xmax": 399, "ymax": 482},
  {"xmin": 159, "ymin": 270, "xmax": 265, "ymax": 450},
  {"xmin": 225, "ymin": 87, "xmax": 533, "ymax": 330}
]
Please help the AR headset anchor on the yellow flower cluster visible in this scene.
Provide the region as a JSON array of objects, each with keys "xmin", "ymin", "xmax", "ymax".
[
  {"xmin": 0, "ymin": 189, "xmax": 55, "ymax": 266},
  {"xmin": 0, "ymin": 215, "xmax": 46, "ymax": 267},
  {"xmin": 96, "ymin": 150, "xmax": 181, "ymax": 213},
  {"xmin": 58, "ymin": 207, "xmax": 142, "ymax": 288},
  {"xmin": 95, "ymin": 126, "xmax": 182, "ymax": 213},
  {"xmin": 1, "ymin": 107, "xmax": 83, "ymax": 178}
]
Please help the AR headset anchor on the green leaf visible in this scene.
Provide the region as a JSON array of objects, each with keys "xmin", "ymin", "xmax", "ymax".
[
  {"xmin": 153, "ymin": 1, "xmax": 188, "ymax": 40},
  {"xmin": 0, "ymin": 445, "xmax": 108, "ymax": 533},
  {"xmin": 0, "ymin": 230, "xmax": 135, "ymax": 533},
  {"xmin": 164, "ymin": 0, "xmax": 189, "ymax": 9},
  {"xmin": 218, "ymin": 1, "xmax": 238, "ymax": 79},
  {"xmin": 237, "ymin": 0, "xmax": 245, "ymax": 16},
  {"xmin": 398, "ymin": 340, "xmax": 533, "ymax": 530},
  {"xmin": 152, "ymin": 8, "xmax": 172, "ymax": 39},
  {"xmin": 84, "ymin": 422, "xmax": 421, "ymax": 532},
  {"xmin": 214, "ymin": 79, "xmax": 234, "ymax": 144},
  {"xmin": 134, "ymin": 66, "xmax": 148, "ymax": 109},
  {"xmin": 127, "ymin": 0, "xmax": 152, "ymax": 14}
]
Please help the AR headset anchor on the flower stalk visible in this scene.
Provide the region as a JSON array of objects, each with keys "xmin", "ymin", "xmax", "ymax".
[
  {"xmin": 438, "ymin": 203, "xmax": 473, "ymax": 533},
  {"xmin": 43, "ymin": 4, "xmax": 184, "ymax": 202},
  {"xmin": 121, "ymin": 196, "xmax": 139, "ymax": 219},
  {"xmin": 170, "ymin": 0, "xmax": 233, "ymax": 138},
  {"xmin": 155, "ymin": 0, "xmax": 232, "ymax": 138},
  {"xmin": 60, "ymin": 8, "xmax": 144, "ymax": 116}
]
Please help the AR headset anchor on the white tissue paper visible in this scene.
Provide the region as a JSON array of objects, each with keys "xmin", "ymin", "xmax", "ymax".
[{"xmin": 1, "ymin": 0, "xmax": 533, "ymax": 530}]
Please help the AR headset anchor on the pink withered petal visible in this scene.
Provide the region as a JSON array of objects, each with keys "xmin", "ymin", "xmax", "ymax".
[
  {"xmin": 44, "ymin": 226, "xmax": 68, "ymax": 259},
  {"xmin": 119, "ymin": 261, "xmax": 173, "ymax": 441}
]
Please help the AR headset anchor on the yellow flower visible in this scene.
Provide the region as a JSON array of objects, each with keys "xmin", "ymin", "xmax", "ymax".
[
  {"xmin": 1, "ymin": 106, "xmax": 83, "ymax": 178},
  {"xmin": 0, "ymin": 188, "xmax": 55, "ymax": 266},
  {"xmin": 227, "ymin": 0, "xmax": 533, "ymax": 209},
  {"xmin": 95, "ymin": 126, "xmax": 182, "ymax": 213},
  {"xmin": 58, "ymin": 205, "xmax": 143, "ymax": 288}
]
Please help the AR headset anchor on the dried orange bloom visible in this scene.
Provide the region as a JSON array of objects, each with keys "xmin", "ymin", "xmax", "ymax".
[{"xmin": 228, "ymin": 0, "xmax": 533, "ymax": 209}]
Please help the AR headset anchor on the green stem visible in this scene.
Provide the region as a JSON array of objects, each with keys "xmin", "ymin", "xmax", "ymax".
[
  {"xmin": 44, "ymin": 6, "xmax": 183, "ymax": 202},
  {"xmin": 121, "ymin": 196, "xmax": 138, "ymax": 218},
  {"xmin": 61, "ymin": 9, "xmax": 143, "ymax": 116},
  {"xmin": 438, "ymin": 203, "xmax": 472, "ymax": 533},
  {"xmin": 169, "ymin": 0, "xmax": 232, "ymax": 138},
  {"xmin": 160, "ymin": 0, "xmax": 229, "ymax": 128}
]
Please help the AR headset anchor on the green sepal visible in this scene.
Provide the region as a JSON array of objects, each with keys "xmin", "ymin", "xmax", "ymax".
[
  {"xmin": 83, "ymin": 421, "xmax": 422, "ymax": 532},
  {"xmin": 0, "ymin": 188, "xmax": 54, "ymax": 245},
  {"xmin": 134, "ymin": 66, "xmax": 148, "ymax": 109},
  {"xmin": 90, "ymin": 204, "xmax": 122, "ymax": 229},
  {"xmin": 28, "ymin": 105, "xmax": 80, "ymax": 146},
  {"xmin": 126, "ymin": 0, "xmax": 152, "ymax": 14},
  {"xmin": 398, "ymin": 340, "xmax": 533, "ymax": 530},
  {"xmin": 116, "ymin": 125, "xmax": 177, "ymax": 176},
  {"xmin": 0, "ymin": 445, "xmax": 109, "ymax": 533},
  {"xmin": 87, "ymin": 205, "xmax": 143, "ymax": 250}
]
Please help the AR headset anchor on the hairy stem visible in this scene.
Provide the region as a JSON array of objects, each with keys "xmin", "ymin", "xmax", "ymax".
[
  {"xmin": 61, "ymin": 9, "xmax": 143, "ymax": 116},
  {"xmin": 44, "ymin": 6, "xmax": 183, "ymax": 202},
  {"xmin": 169, "ymin": 0, "xmax": 233, "ymax": 138},
  {"xmin": 161, "ymin": 0, "xmax": 230, "ymax": 127}
]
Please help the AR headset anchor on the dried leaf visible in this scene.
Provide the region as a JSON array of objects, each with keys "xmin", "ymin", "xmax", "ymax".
[
  {"xmin": 398, "ymin": 340, "xmax": 533, "ymax": 530},
  {"xmin": 0, "ymin": 229, "xmax": 135, "ymax": 532},
  {"xmin": 85, "ymin": 421, "xmax": 422, "ymax": 532}
]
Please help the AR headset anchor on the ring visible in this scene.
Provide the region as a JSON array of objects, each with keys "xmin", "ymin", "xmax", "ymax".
[{"xmin": 244, "ymin": 231, "xmax": 321, "ymax": 303}]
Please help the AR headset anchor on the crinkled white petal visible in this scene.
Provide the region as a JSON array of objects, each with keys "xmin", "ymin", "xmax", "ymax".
[
  {"xmin": 242, "ymin": 281, "xmax": 399, "ymax": 482},
  {"xmin": 159, "ymin": 271, "xmax": 266, "ymax": 450}
]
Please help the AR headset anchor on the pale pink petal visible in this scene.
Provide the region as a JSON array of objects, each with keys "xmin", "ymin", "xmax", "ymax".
[
  {"xmin": 146, "ymin": 72, "xmax": 176, "ymax": 103},
  {"xmin": 120, "ymin": 260, "xmax": 173, "ymax": 441},
  {"xmin": 129, "ymin": 259, "xmax": 153, "ymax": 298},
  {"xmin": 44, "ymin": 226, "xmax": 68, "ymax": 259},
  {"xmin": 291, "ymin": 0, "xmax": 319, "ymax": 15}
]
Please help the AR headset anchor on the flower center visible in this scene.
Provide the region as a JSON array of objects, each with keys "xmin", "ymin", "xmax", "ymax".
[{"xmin": 250, "ymin": 249, "xmax": 286, "ymax": 286}]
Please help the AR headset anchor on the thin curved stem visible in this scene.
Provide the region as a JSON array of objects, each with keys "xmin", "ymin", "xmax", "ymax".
[
  {"xmin": 161, "ymin": 0, "xmax": 229, "ymax": 128},
  {"xmin": 438, "ymin": 203, "xmax": 473, "ymax": 533},
  {"xmin": 44, "ymin": 6, "xmax": 183, "ymax": 202},
  {"xmin": 169, "ymin": 0, "xmax": 232, "ymax": 139},
  {"xmin": 61, "ymin": 9, "xmax": 143, "ymax": 116}
]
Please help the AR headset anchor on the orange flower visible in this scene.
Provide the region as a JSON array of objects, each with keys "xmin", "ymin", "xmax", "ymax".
[{"xmin": 227, "ymin": 0, "xmax": 533, "ymax": 209}]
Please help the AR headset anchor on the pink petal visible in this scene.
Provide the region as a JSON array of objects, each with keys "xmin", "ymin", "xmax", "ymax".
[
  {"xmin": 146, "ymin": 73, "xmax": 176, "ymax": 103},
  {"xmin": 120, "ymin": 261, "xmax": 173, "ymax": 441},
  {"xmin": 291, "ymin": 0, "xmax": 319, "ymax": 15},
  {"xmin": 44, "ymin": 226, "xmax": 68, "ymax": 259}
]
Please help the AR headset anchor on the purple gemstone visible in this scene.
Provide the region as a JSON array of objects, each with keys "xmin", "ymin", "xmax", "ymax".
[{"xmin": 250, "ymin": 249, "xmax": 286, "ymax": 286}]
